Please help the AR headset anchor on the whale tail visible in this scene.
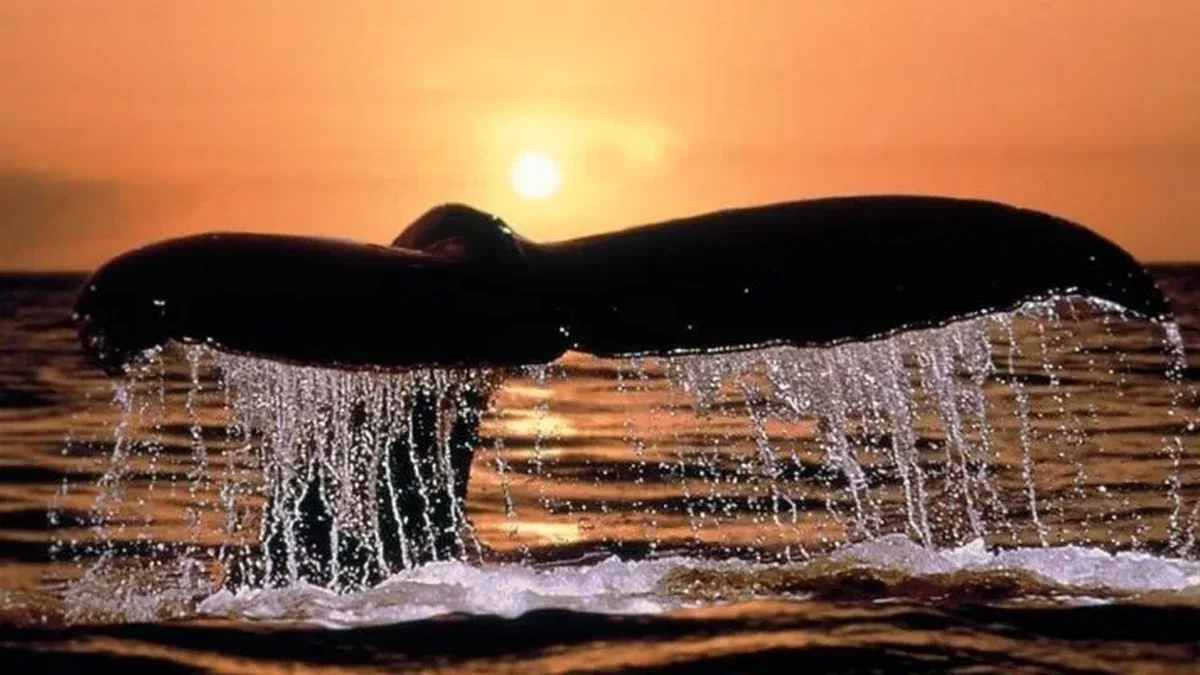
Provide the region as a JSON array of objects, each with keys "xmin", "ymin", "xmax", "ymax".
[
  {"xmin": 74, "ymin": 196, "xmax": 1170, "ymax": 375},
  {"xmin": 71, "ymin": 196, "xmax": 1174, "ymax": 580}
]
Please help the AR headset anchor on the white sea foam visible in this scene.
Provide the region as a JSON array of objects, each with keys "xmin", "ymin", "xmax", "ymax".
[
  {"xmin": 832, "ymin": 534, "xmax": 1200, "ymax": 594},
  {"xmin": 197, "ymin": 535, "xmax": 1200, "ymax": 627},
  {"xmin": 198, "ymin": 556, "xmax": 684, "ymax": 628}
]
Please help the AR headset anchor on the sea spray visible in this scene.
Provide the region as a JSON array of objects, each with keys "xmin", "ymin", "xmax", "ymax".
[
  {"xmin": 61, "ymin": 295, "xmax": 1198, "ymax": 617},
  {"xmin": 213, "ymin": 351, "xmax": 496, "ymax": 590}
]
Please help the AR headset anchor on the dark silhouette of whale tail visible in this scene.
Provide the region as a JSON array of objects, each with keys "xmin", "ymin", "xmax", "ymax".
[
  {"xmin": 73, "ymin": 206, "xmax": 564, "ymax": 376},
  {"xmin": 72, "ymin": 196, "xmax": 1172, "ymax": 578},
  {"xmin": 536, "ymin": 197, "xmax": 1170, "ymax": 359},
  {"xmin": 75, "ymin": 196, "xmax": 1169, "ymax": 375}
]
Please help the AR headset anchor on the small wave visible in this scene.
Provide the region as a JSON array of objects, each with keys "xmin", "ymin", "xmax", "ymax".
[
  {"xmin": 196, "ymin": 535, "xmax": 1200, "ymax": 628},
  {"xmin": 663, "ymin": 534, "xmax": 1200, "ymax": 605},
  {"xmin": 831, "ymin": 534, "xmax": 1200, "ymax": 594},
  {"xmin": 198, "ymin": 557, "xmax": 683, "ymax": 628}
]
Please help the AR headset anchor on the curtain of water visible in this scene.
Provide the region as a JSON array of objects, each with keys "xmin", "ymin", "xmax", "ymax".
[{"xmin": 62, "ymin": 296, "xmax": 1199, "ymax": 604}]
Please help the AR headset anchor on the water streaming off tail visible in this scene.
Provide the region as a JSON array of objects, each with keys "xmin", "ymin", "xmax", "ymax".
[
  {"xmin": 212, "ymin": 354, "xmax": 497, "ymax": 591},
  {"xmin": 56, "ymin": 296, "xmax": 1200, "ymax": 619}
]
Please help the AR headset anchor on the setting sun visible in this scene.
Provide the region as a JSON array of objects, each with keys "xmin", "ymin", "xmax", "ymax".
[{"xmin": 511, "ymin": 151, "xmax": 562, "ymax": 200}]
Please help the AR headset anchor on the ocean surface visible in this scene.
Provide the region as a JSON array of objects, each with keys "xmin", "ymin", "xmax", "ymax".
[{"xmin": 1, "ymin": 267, "xmax": 1199, "ymax": 673}]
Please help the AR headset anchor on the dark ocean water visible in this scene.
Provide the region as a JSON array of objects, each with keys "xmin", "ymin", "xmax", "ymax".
[{"xmin": 1, "ymin": 267, "xmax": 1199, "ymax": 673}]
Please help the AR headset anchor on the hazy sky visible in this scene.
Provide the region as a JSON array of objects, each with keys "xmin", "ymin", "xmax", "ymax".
[{"xmin": 2, "ymin": 1, "xmax": 1199, "ymax": 269}]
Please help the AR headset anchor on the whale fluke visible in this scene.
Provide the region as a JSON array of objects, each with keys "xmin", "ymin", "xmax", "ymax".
[
  {"xmin": 74, "ymin": 208, "xmax": 564, "ymax": 375},
  {"xmin": 75, "ymin": 196, "xmax": 1169, "ymax": 374},
  {"xmin": 542, "ymin": 196, "xmax": 1169, "ymax": 359},
  {"xmin": 72, "ymin": 195, "xmax": 1174, "ymax": 581}
]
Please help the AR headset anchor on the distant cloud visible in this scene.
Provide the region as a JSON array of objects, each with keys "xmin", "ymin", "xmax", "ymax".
[{"xmin": 0, "ymin": 172, "xmax": 194, "ymax": 271}]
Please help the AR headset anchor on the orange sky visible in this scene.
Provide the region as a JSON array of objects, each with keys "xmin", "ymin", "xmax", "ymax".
[{"xmin": 2, "ymin": 1, "xmax": 1199, "ymax": 269}]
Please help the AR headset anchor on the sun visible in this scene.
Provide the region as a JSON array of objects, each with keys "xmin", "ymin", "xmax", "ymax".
[{"xmin": 511, "ymin": 151, "xmax": 561, "ymax": 200}]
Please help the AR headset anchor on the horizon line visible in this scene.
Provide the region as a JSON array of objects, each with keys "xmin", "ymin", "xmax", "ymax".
[{"xmin": 4, "ymin": 260, "xmax": 1200, "ymax": 276}]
